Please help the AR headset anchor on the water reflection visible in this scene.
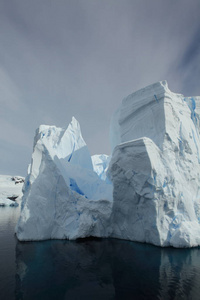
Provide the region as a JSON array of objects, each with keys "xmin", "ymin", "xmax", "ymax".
[
  {"xmin": 159, "ymin": 248, "xmax": 200, "ymax": 299},
  {"xmin": 0, "ymin": 207, "xmax": 20, "ymax": 299},
  {"xmin": 15, "ymin": 238, "xmax": 200, "ymax": 299}
]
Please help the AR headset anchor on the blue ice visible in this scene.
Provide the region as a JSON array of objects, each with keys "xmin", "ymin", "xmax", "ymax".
[
  {"xmin": 68, "ymin": 142, "xmax": 75, "ymax": 162},
  {"xmin": 69, "ymin": 178, "xmax": 85, "ymax": 196}
]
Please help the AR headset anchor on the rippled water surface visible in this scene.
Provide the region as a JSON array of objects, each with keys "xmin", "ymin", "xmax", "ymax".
[{"xmin": 1, "ymin": 207, "xmax": 200, "ymax": 299}]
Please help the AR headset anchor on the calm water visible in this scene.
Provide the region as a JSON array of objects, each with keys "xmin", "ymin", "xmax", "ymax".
[{"xmin": 1, "ymin": 208, "xmax": 200, "ymax": 299}]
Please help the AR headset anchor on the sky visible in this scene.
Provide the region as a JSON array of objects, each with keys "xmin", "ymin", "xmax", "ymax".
[{"xmin": 0, "ymin": 0, "xmax": 200, "ymax": 176}]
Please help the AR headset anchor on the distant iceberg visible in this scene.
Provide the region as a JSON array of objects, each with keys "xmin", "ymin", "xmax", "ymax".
[
  {"xmin": 92, "ymin": 154, "xmax": 110, "ymax": 182},
  {"xmin": 16, "ymin": 81, "xmax": 200, "ymax": 248},
  {"xmin": 0, "ymin": 175, "xmax": 24, "ymax": 207}
]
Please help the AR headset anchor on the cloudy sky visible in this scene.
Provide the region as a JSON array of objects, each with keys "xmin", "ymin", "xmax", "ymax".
[{"xmin": 0, "ymin": 0, "xmax": 200, "ymax": 175}]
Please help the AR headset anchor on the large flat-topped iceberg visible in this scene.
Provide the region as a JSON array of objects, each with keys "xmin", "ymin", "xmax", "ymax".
[
  {"xmin": 108, "ymin": 80, "xmax": 200, "ymax": 247},
  {"xmin": 16, "ymin": 80, "xmax": 200, "ymax": 247}
]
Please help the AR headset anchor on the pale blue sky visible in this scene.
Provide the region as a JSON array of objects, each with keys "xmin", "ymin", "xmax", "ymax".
[{"xmin": 0, "ymin": 0, "xmax": 200, "ymax": 175}]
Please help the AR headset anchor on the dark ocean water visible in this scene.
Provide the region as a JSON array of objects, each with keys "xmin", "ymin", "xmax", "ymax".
[{"xmin": 1, "ymin": 207, "xmax": 200, "ymax": 300}]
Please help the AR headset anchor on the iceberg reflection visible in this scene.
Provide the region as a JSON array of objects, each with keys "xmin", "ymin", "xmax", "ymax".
[{"xmin": 15, "ymin": 239, "xmax": 200, "ymax": 299}]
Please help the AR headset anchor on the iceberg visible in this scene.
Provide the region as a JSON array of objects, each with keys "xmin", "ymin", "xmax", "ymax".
[
  {"xmin": 16, "ymin": 80, "xmax": 200, "ymax": 248},
  {"xmin": 0, "ymin": 175, "xmax": 24, "ymax": 207},
  {"xmin": 16, "ymin": 117, "xmax": 113, "ymax": 241},
  {"xmin": 92, "ymin": 154, "xmax": 110, "ymax": 182},
  {"xmin": 108, "ymin": 80, "xmax": 200, "ymax": 247}
]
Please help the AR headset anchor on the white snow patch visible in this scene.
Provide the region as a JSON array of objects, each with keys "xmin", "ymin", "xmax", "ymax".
[{"xmin": 0, "ymin": 175, "xmax": 24, "ymax": 207}]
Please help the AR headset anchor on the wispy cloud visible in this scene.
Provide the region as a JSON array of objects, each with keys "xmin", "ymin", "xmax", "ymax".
[{"xmin": 0, "ymin": 0, "xmax": 200, "ymax": 174}]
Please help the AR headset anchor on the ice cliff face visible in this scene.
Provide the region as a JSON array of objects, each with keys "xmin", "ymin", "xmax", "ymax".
[
  {"xmin": 16, "ymin": 117, "xmax": 113, "ymax": 241},
  {"xmin": 108, "ymin": 80, "xmax": 200, "ymax": 247},
  {"xmin": 16, "ymin": 81, "xmax": 200, "ymax": 248}
]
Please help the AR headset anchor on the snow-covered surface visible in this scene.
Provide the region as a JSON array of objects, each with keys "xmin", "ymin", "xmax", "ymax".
[
  {"xmin": 16, "ymin": 117, "xmax": 113, "ymax": 241},
  {"xmin": 16, "ymin": 80, "xmax": 200, "ymax": 248},
  {"xmin": 108, "ymin": 80, "xmax": 200, "ymax": 248},
  {"xmin": 0, "ymin": 175, "xmax": 24, "ymax": 207}
]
